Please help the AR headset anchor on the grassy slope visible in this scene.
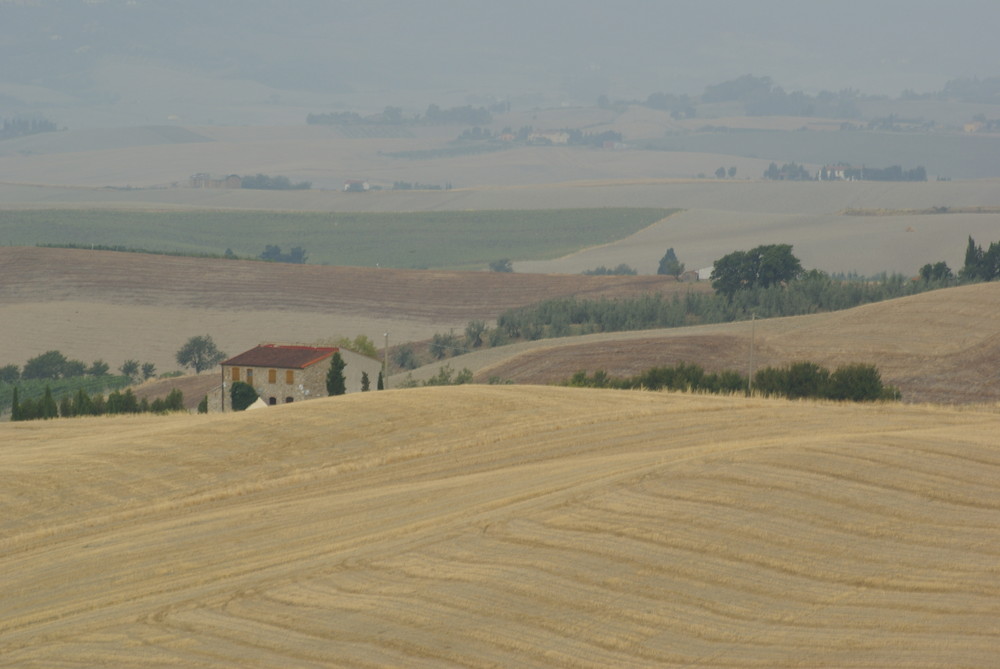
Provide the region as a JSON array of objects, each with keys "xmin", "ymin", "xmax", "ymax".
[{"xmin": 3, "ymin": 386, "xmax": 1000, "ymax": 666}]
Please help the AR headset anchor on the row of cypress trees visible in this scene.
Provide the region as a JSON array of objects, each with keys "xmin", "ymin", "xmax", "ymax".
[{"xmin": 10, "ymin": 387, "xmax": 185, "ymax": 421}]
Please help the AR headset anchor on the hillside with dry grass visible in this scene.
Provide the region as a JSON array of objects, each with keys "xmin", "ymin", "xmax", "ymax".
[
  {"xmin": 3, "ymin": 386, "xmax": 1000, "ymax": 666},
  {"xmin": 410, "ymin": 282, "xmax": 1000, "ymax": 405}
]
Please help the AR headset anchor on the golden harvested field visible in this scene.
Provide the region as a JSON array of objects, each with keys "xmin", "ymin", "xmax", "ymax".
[{"xmin": 3, "ymin": 385, "xmax": 1000, "ymax": 666}]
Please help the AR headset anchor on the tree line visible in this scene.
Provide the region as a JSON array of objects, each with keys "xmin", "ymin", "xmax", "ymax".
[
  {"xmin": 565, "ymin": 361, "xmax": 899, "ymax": 402},
  {"xmin": 2, "ymin": 350, "xmax": 156, "ymax": 384},
  {"xmin": 239, "ymin": 173, "xmax": 311, "ymax": 190},
  {"xmin": 1, "ymin": 115, "xmax": 57, "ymax": 140},
  {"xmin": 410, "ymin": 237, "xmax": 996, "ymax": 374},
  {"xmin": 307, "ymin": 103, "xmax": 494, "ymax": 126},
  {"xmin": 10, "ymin": 386, "xmax": 185, "ymax": 421}
]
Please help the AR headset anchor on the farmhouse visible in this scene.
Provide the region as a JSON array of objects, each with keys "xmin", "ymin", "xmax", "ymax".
[{"xmin": 220, "ymin": 344, "xmax": 382, "ymax": 411}]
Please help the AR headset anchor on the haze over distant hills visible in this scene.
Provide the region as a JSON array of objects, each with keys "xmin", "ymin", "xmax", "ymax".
[{"xmin": 3, "ymin": 0, "xmax": 1000, "ymax": 127}]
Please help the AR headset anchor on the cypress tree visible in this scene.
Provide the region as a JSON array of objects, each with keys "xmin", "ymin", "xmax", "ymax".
[
  {"xmin": 41, "ymin": 386, "xmax": 58, "ymax": 419},
  {"xmin": 326, "ymin": 353, "xmax": 347, "ymax": 396},
  {"xmin": 11, "ymin": 386, "xmax": 21, "ymax": 421}
]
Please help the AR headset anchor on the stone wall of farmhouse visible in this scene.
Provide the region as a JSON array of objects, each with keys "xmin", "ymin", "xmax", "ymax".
[
  {"xmin": 337, "ymin": 350, "xmax": 384, "ymax": 394},
  {"xmin": 219, "ymin": 350, "xmax": 383, "ymax": 411}
]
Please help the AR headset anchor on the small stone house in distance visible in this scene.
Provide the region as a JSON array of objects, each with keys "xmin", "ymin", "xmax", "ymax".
[{"xmin": 220, "ymin": 344, "xmax": 382, "ymax": 411}]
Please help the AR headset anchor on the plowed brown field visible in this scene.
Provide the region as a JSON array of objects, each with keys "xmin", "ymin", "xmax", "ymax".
[
  {"xmin": 3, "ymin": 386, "xmax": 1000, "ymax": 666},
  {"xmin": 0, "ymin": 246, "xmax": 701, "ymax": 372}
]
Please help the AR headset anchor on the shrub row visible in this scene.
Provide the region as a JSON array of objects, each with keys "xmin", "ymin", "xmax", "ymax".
[{"xmin": 566, "ymin": 361, "xmax": 899, "ymax": 402}]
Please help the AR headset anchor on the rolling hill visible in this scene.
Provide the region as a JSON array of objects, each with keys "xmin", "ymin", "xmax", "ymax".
[
  {"xmin": 0, "ymin": 246, "xmax": 697, "ymax": 374},
  {"xmin": 3, "ymin": 386, "xmax": 1000, "ymax": 666},
  {"xmin": 413, "ymin": 281, "xmax": 1000, "ymax": 405},
  {"xmin": 5, "ymin": 247, "xmax": 1000, "ymax": 405}
]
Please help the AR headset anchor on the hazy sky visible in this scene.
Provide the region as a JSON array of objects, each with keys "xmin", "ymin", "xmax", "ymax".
[{"xmin": 2, "ymin": 0, "xmax": 999, "ymax": 123}]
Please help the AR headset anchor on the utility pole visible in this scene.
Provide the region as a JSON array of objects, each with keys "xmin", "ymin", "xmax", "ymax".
[{"xmin": 383, "ymin": 332, "xmax": 389, "ymax": 390}]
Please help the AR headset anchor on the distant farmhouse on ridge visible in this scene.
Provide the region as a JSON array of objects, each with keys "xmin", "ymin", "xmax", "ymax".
[
  {"xmin": 219, "ymin": 344, "xmax": 382, "ymax": 411},
  {"xmin": 190, "ymin": 173, "xmax": 242, "ymax": 189}
]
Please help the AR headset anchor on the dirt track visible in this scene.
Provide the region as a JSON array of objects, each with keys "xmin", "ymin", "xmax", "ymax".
[{"xmin": 3, "ymin": 386, "xmax": 1000, "ymax": 666}]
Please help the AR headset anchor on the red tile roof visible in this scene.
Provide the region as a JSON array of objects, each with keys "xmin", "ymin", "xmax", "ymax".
[{"xmin": 221, "ymin": 345, "xmax": 339, "ymax": 370}]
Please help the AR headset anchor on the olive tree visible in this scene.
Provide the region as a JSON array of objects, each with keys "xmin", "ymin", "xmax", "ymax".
[{"xmin": 176, "ymin": 335, "xmax": 227, "ymax": 373}]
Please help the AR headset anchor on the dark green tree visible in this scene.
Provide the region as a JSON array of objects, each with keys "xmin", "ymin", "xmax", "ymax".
[
  {"xmin": 657, "ymin": 248, "xmax": 685, "ymax": 277},
  {"xmin": 40, "ymin": 386, "xmax": 58, "ymax": 419},
  {"xmin": 377, "ymin": 370, "xmax": 385, "ymax": 390},
  {"xmin": 361, "ymin": 371, "xmax": 370, "ymax": 392},
  {"xmin": 18, "ymin": 397, "xmax": 38, "ymax": 421},
  {"xmin": 711, "ymin": 244, "xmax": 803, "ymax": 298},
  {"xmin": 176, "ymin": 335, "xmax": 227, "ymax": 373},
  {"xmin": 120, "ymin": 359, "xmax": 140, "ymax": 382},
  {"xmin": 197, "ymin": 395, "xmax": 209, "ymax": 413},
  {"xmin": 0, "ymin": 364, "xmax": 19, "ymax": 383},
  {"xmin": 87, "ymin": 359, "xmax": 110, "ymax": 376},
  {"xmin": 64, "ymin": 359, "xmax": 87, "ymax": 377},
  {"xmin": 142, "ymin": 362, "xmax": 157, "ymax": 380},
  {"xmin": 827, "ymin": 363, "xmax": 888, "ymax": 401},
  {"xmin": 10, "ymin": 386, "xmax": 21, "ymax": 421},
  {"xmin": 489, "ymin": 258, "xmax": 513, "ymax": 272},
  {"xmin": 919, "ymin": 261, "xmax": 952, "ymax": 282},
  {"xmin": 326, "ymin": 352, "xmax": 347, "ymax": 396},
  {"xmin": 230, "ymin": 381, "xmax": 258, "ymax": 411},
  {"xmin": 22, "ymin": 350, "xmax": 69, "ymax": 380},
  {"xmin": 73, "ymin": 388, "xmax": 95, "ymax": 416},
  {"xmin": 164, "ymin": 388, "xmax": 184, "ymax": 411}
]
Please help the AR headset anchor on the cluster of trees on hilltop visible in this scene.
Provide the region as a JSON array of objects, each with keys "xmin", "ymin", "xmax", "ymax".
[
  {"xmin": 240, "ymin": 173, "xmax": 311, "ymax": 190},
  {"xmin": 961, "ymin": 236, "xmax": 1000, "ymax": 281},
  {"xmin": 259, "ymin": 245, "xmax": 307, "ymax": 264},
  {"xmin": 765, "ymin": 162, "xmax": 926, "ymax": 182},
  {"xmin": 420, "ymin": 238, "xmax": 995, "ymax": 359},
  {"xmin": 566, "ymin": 361, "xmax": 899, "ymax": 402},
  {"xmin": 583, "ymin": 264, "xmax": 637, "ymax": 276},
  {"xmin": 903, "ymin": 76, "xmax": 1000, "ymax": 104},
  {"xmin": 1, "ymin": 115, "xmax": 57, "ymax": 140},
  {"xmin": 308, "ymin": 103, "xmax": 494, "ymax": 126}
]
